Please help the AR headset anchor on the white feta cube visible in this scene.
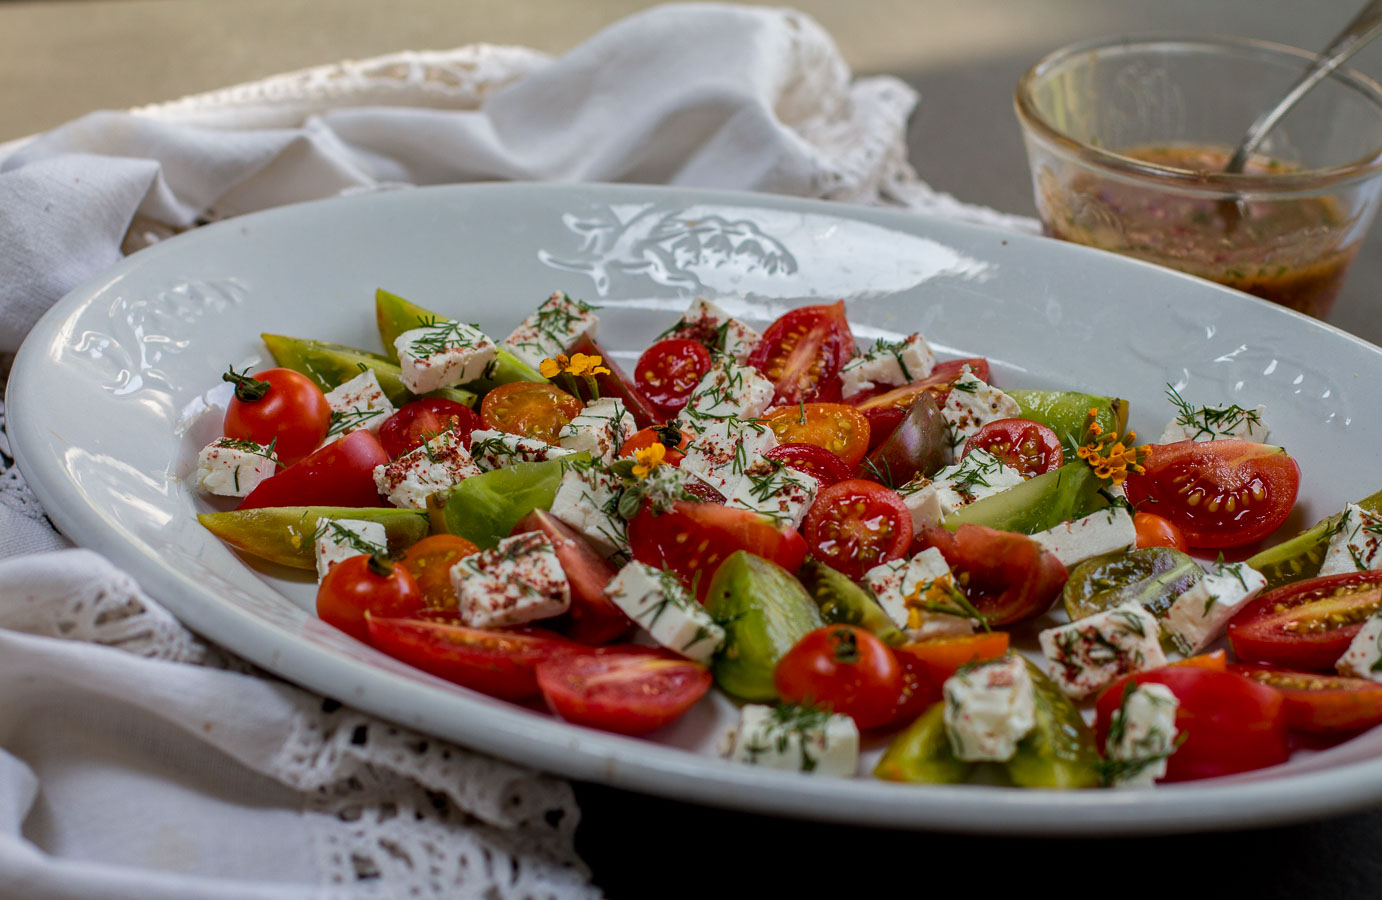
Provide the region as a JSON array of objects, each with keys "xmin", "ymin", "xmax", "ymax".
[
  {"xmin": 863, "ymin": 548, "xmax": 973, "ymax": 638},
  {"xmin": 451, "ymin": 531, "xmax": 570, "ymax": 628},
  {"xmin": 323, "ymin": 370, "xmax": 396, "ymax": 439},
  {"xmin": 605, "ymin": 561, "xmax": 723, "ymax": 663},
  {"xmin": 467, "ymin": 429, "xmax": 575, "ymax": 471},
  {"xmin": 897, "ymin": 450, "xmax": 1025, "ymax": 529},
  {"xmin": 839, "ymin": 333, "xmax": 936, "ymax": 397},
  {"xmin": 557, "ymin": 397, "xmax": 636, "ymax": 464},
  {"xmin": 1030, "ymin": 507, "xmax": 1137, "ymax": 569},
  {"xmin": 679, "ymin": 419, "xmax": 778, "ymax": 495},
  {"xmin": 373, "ymin": 429, "xmax": 482, "ymax": 509},
  {"xmin": 501, "ymin": 291, "xmax": 601, "ymax": 371},
  {"xmin": 1318, "ymin": 503, "xmax": 1382, "ymax": 577},
  {"xmin": 675, "ymin": 358, "xmax": 774, "ymax": 430},
  {"xmin": 941, "ymin": 369, "xmax": 1021, "ymax": 449},
  {"xmin": 722, "ymin": 704, "xmax": 859, "ymax": 776},
  {"xmin": 1159, "ymin": 394, "xmax": 1269, "ymax": 444},
  {"xmin": 313, "ymin": 519, "xmax": 388, "ymax": 581},
  {"xmin": 396, "ymin": 320, "xmax": 498, "ymax": 394},
  {"xmin": 664, "ymin": 297, "xmax": 761, "ymax": 364},
  {"xmin": 1038, "ymin": 603, "xmax": 1167, "ymax": 699},
  {"xmin": 549, "ymin": 462, "xmax": 628, "ymax": 555},
  {"xmin": 1337, "ymin": 612, "xmax": 1382, "ymax": 681},
  {"xmin": 195, "ymin": 437, "xmax": 279, "ymax": 497},
  {"xmin": 1161, "ymin": 560, "xmax": 1267, "ymax": 656},
  {"xmin": 943, "ymin": 654, "xmax": 1036, "ymax": 763},
  {"xmin": 896, "ymin": 476, "xmax": 945, "ymax": 531},
  {"xmin": 725, "ymin": 458, "xmax": 819, "ymax": 529},
  {"xmin": 1105, "ymin": 682, "xmax": 1180, "ymax": 787}
]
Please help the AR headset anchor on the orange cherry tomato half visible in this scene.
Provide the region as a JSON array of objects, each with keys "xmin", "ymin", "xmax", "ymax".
[
  {"xmin": 1133, "ymin": 511, "xmax": 1190, "ymax": 553},
  {"xmin": 618, "ymin": 425, "xmax": 691, "ymax": 466},
  {"xmin": 961, "ymin": 417, "xmax": 1062, "ymax": 478},
  {"xmin": 317, "ymin": 554, "xmax": 424, "ymax": 643},
  {"xmin": 397, "ymin": 534, "xmax": 480, "ymax": 609},
  {"xmin": 223, "ymin": 367, "xmax": 332, "ymax": 466},
  {"xmin": 480, "ymin": 381, "xmax": 583, "ymax": 444},
  {"xmin": 802, "ymin": 479, "xmax": 912, "ymax": 580},
  {"xmin": 762, "ymin": 403, "xmax": 871, "ymax": 467},
  {"xmin": 893, "ymin": 632, "xmax": 1012, "ymax": 684},
  {"xmin": 1171, "ymin": 650, "xmax": 1228, "ymax": 672},
  {"xmin": 774, "ymin": 625, "xmax": 904, "ymax": 730}
]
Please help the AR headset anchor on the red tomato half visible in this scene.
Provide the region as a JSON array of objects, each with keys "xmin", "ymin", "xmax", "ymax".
[
  {"xmin": 536, "ymin": 647, "xmax": 712, "ymax": 735},
  {"xmin": 366, "ymin": 610, "xmax": 581, "ymax": 700},
  {"xmin": 1122, "ymin": 440, "xmax": 1300, "ymax": 549},
  {"xmin": 378, "ymin": 398, "xmax": 481, "ymax": 459},
  {"xmin": 764, "ymin": 443, "xmax": 852, "ymax": 487},
  {"xmin": 1227, "ymin": 571, "xmax": 1382, "ymax": 671},
  {"xmin": 569, "ymin": 336, "xmax": 663, "ymax": 428},
  {"xmin": 749, "ymin": 301, "xmax": 855, "ymax": 405},
  {"xmin": 512, "ymin": 509, "xmax": 632, "ymax": 645},
  {"xmin": 773, "ymin": 625, "xmax": 904, "ymax": 730},
  {"xmin": 223, "ymin": 367, "xmax": 332, "ymax": 466},
  {"xmin": 1096, "ymin": 667, "xmax": 1289, "ymax": 782},
  {"xmin": 629, "ymin": 501, "xmax": 808, "ymax": 599},
  {"xmin": 317, "ymin": 555, "xmax": 424, "ymax": 643},
  {"xmin": 1133, "ymin": 511, "xmax": 1190, "ymax": 553},
  {"xmin": 1231, "ymin": 663, "xmax": 1382, "ymax": 735},
  {"xmin": 239, "ymin": 430, "xmax": 389, "ymax": 510},
  {"xmin": 634, "ymin": 339, "xmax": 712, "ymax": 414},
  {"xmin": 961, "ymin": 418, "xmax": 1062, "ymax": 478},
  {"xmin": 803, "ymin": 480, "xmax": 913, "ymax": 580},
  {"xmin": 915, "ymin": 524, "xmax": 1067, "ymax": 625}
]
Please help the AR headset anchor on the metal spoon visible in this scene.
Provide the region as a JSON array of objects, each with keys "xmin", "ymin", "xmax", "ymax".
[{"xmin": 1225, "ymin": 0, "xmax": 1382, "ymax": 173}]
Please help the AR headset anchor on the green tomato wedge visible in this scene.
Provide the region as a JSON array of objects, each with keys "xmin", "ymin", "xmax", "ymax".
[
  {"xmin": 1063, "ymin": 546, "xmax": 1204, "ymax": 621},
  {"xmin": 1005, "ymin": 660, "xmax": 1101, "ymax": 789},
  {"xmin": 197, "ymin": 506, "xmax": 430, "ymax": 570},
  {"xmin": 944, "ymin": 462, "xmax": 1108, "ymax": 534},
  {"xmin": 1008, "ymin": 390, "xmax": 1129, "ymax": 462},
  {"xmin": 433, "ymin": 455, "xmax": 587, "ymax": 550},
  {"xmin": 704, "ymin": 551, "xmax": 824, "ymax": 702},
  {"xmin": 874, "ymin": 702, "xmax": 974, "ymax": 784},
  {"xmin": 1248, "ymin": 486, "xmax": 1382, "ymax": 591},
  {"xmin": 375, "ymin": 288, "xmax": 546, "ymax": 391},
  {"xmin": 796, "ymin": 559, "xmax": 905, "ymax": 646},
  {"xmin": 261, "ymin": 333, "xmax": 475, "ymax": 408}
]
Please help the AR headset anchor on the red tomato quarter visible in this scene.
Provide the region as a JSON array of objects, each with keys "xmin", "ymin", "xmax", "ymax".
[
  {"xmin": 1227, "ymin": 570, "xmax": 1382, "ymax": 671},
  {"xmin": 1122, "ymin": 440, "xmax": 1300, "ymax": 549},
  {"xmin": 773, "ymin": 625, "xmax": 904, "ymax": 730},
  {"xmin": 762, "ymin": 403, "xmax": 871, "ymax": 467},
  {"xmin": 629, "ymin": 501, "xmax": 808, "ymax": 599},
  {"xmin": 764, "ymin": 443, "xmax": 852, "ymax": 487},
  {"xmin": 915, "ymin": 524, "xmax": 1067, "ymax": 626},
  {"xmin": 379, "ymin": 398, "xmax": 481, "ymax": 459},
  {"xmin": 749, "ymin": 301, "xmax": 855, "ymax": 405},
  {"xmin": 961, "ymin": 418, "xmax": 1062, "ymax": 478},
  {"xmin": 238, "ymin": 429, "xmax": 389, "ymax": 510},
  {"xmin": 1096, "ymin": 667, "xmax": 1289, "ymax": 782},
  {"xmin": 1133, "ymin": 511, "xmax": 1190, "ymax": 553},
  {"xmin": 317, "ymin": 554, "xmax": 424, "ymax": 643},
  {"xmin": 803, "ymin": 480, "xmax": 913, "ymax": 581},
  {"xmin": 222, "ymin": 367, "xmax": 332, "ymax": 466},
  {"xmin": 536, "ymin": 647, "xmax": 712, "ymax": 735},
  {"xmin": 634, "ymin": 339, "xmax": 712, "ymax": 414},
  {"xmin": 1231, "ymin": 663, "xmax": 1382, "ymax": 735}
]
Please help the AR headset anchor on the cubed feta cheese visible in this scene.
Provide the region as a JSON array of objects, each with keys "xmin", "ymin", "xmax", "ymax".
[
  {"xmin": 679, "ymin": 419, "xmax": 778, "ymax": 495},
  {"xmin": 557, "ymin": 397, "xmax": 636, "ymax": 464},
  {"xmin": 663, "ymin": 297, "xmax": 761, "ymax": 364},
  {"xmin": 313, "ymin": 519, "xmax": 388, "ymax": 581},
  {"xmin": 1159, "ymin": 393, "xmax": 1269, "ymax": 443},
  {"xmin": 725, "ymin": 458, "xmax": 819, "ymax": 529},
  {"xmin": 1318, "ymin": 503, "xmax": 1382, "ymax": 577},
  {"xmin": 195, "ymin": 437, "xmax": 279, "ymax": 497},
  {"xmin": 605, "ymin": 561, "xmax": 723, "ymax": 663},
  {"xmin": 839, "ymin": 333, "xmax": 936, "ymax": 397},
  {"xmin": 549, "ymin": 461, "xmax": 628, "ymax": 555},
  {"xmin": 1030, "ymin": 507, "xmax": 1137, "ymax": 569},
  {"xmin": 1337, "ymin": 611, "xmax": 1382, "ymax": 681},
  {"xmin": 501, "ymin": 291, "xmax": 601, "ymax": 371},
  {"xmin": 896, "ymin": 450, "xmax": 1025, "ymax": 529},
  {"xmin": 896, "ymin": 475, "xmax": 945, "ymax": 531},
  {"xmin": 1104, "ymin": 682, "xmax": 1180, "ymax": 787},
  {"xmin": 468, "ymin": 429, "xmax": 575, "ymax": 471},
  {"xmin": 675, "ymin": 357, "xmax": 774, "ymax": 430},
  {"xmin": 323, "ymin": 370, "xmax": 396, "ymax": 439},
  {"xmin": 1161, "ymin": 560, "xmax": 1267, "ymax": 656},
  {"xmin": 450, "ymin": 531, "xmax": 570, "ymax": 628},
  {"xmin": 1038, "ymin": 603, "xmax": 1167, "ymax": 699},
  {"xmin": 863, "ymin": 548, "xmax": 974, "ymax": 639},
  {"xmin": 721, "ymin": 704, "xmax": 859, "ymax": 776},
  {"xmin": 940, "ymin": 369, "xmax": 1021, "ymax": 448},
  {"xmin": 942, "ymin": 654, "xmax": 1036, "ymax": 763},
  {"xmin": 373, "ymin": 429, "xmax": 482, "ymax": 509},
  {"xmin": 396, "ymin": 320, "xmax": 498, "ymax": 394}
]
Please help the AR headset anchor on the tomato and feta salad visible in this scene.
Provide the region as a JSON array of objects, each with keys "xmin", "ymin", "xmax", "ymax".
[{"xmin": 193, "ymin": 287, "xmax": 1382, "ymax": 787}]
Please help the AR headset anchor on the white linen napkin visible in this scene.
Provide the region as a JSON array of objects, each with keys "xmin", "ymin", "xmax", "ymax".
[{"xmin": 0, "ymin": 3, "xmax": 1037, "ymax": 897}]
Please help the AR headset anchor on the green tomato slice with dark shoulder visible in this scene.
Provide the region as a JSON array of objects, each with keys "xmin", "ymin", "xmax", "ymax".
[
  {"xmin": 1248, "ymin": 486, "xmax": 1382, "ymax": 591},
  {"xmin": 1063, "ymin": 546, "xmax": 1204, "ymax": 621},
  {"xmin": 874, "ymin": 702, "xmax": 974, "ymax": 784},
  {"xmin": 261, "ymin": 333, "xmax": 475, "ymax": 408},
  {"xmin": 944, "ymin": 461, "xmax": 1107, "ymax": 534},
  {"xmin": 796, "ymin": 559, "xmax": 905, "ymax": 646},
  {"xmin": 197, "ymin": 506, "xmax": 430, "ymax": 569},
  {"xmin": 1004, "ymin": 660, "xmax": 1101, "ymax": 789}
]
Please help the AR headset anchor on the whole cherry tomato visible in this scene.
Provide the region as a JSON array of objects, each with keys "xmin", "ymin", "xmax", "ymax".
[
  {"xmin": 774, "ymin": 625, "xmax": 905, "ymax": 730},
  {"xmin": 317, "ymin": 553, "xmax": 424, "ymax": 643},
  {"xmin": 1133, "ymin": 511, "xmax": 1190, "ymax": 553},
  {"xmin": 223, "ymin": 366, "xmax": 331, "ymax": 466}
]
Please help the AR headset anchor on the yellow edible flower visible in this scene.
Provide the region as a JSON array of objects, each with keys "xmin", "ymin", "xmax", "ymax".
[
  {"xmin": 632, "ymin": 442, "xmax": 667, "ymax": 478},
  {"xmin": 903, "ymin": 575, "xmax": 963, "ymax": 630},
  {"xmin": 1076, "ymin": 407, "xmax": 1149, "ymax": 486},
  {"xmin": 539, "ymin": 354, "xmax": 570, "ymax": 379},
  {"xmin": 567, "ymin": 352, "xmax": 611, "ymax": 377}
]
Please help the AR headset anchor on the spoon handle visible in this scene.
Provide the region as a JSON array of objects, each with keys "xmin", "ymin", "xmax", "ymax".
[{"xmin": 1225, "ymin": 0, "xmax": 1382, "ymax": 173}]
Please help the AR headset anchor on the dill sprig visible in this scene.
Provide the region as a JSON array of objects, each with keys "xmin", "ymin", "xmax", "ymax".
[
  {"xmin": 326, "ymin": 407, "xmax": 385, "ymax": 438},
  {"xmin": 215, "ymin": 436, "xmax": 282, "ymax": 465},
  {"xmin": 1165, "ymin": 383, "xmax": 1263, "ymax": 441}
]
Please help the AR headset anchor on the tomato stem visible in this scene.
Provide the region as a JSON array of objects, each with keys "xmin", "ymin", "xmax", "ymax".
[
  {"xmin": 366, "ymin": 554, "xmax": 396, "ymax": 577},
  {"xmin": 222, "ymin": 365, "xmax": 271, "ymax": 402}
]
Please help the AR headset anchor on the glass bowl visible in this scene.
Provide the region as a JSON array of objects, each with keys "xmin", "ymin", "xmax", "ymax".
[{"xmin": 1015, "ymin": 35, "xmax": 1382, "ymax": 319}]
